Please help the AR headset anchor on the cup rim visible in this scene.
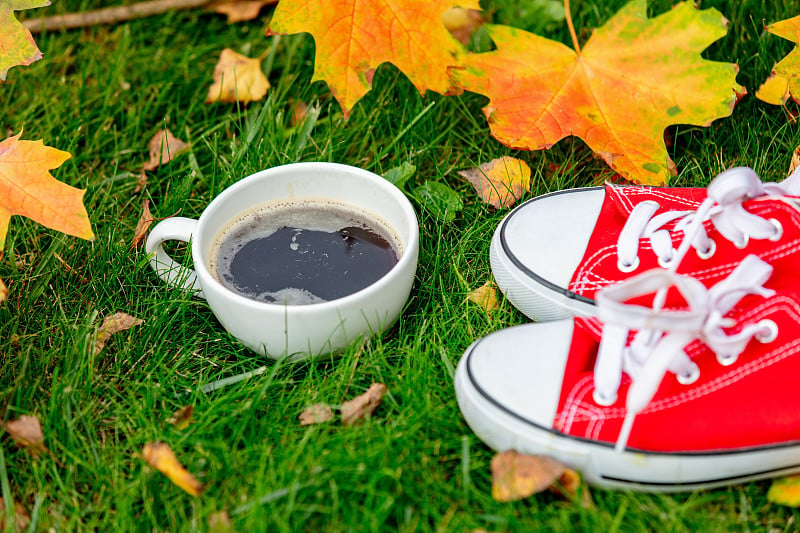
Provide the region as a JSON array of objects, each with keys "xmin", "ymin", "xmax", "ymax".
[{"xmin": 191, "ymin": 162, "xmax": 419, "ymax": 311}]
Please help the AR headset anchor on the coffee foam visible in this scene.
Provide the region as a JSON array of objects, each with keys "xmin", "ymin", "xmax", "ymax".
[{"xmin": 208, "ymin": 199, "xmax": 402, "ymax": 304}]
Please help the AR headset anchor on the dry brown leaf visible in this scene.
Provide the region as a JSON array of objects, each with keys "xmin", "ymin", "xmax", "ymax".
[
  {"xmin": 143, "ymin": 442, "xmax": 204, "ymax": 496},
  {"xmin": 466, "ymin": 280, "xmax": 499, "ymax": 313},
  {"xmin": 442, "ymin": 7, "xmax": 484, "ymax": 46},
  {"xmin": 4, "ymin": 415, "xmax": 47, "ymax": 456},
  {"xmin": 131, "ymin": 198, "xmax": 154, "ymax": 248},
  {"xmin": 299, "ymin": 403, "xmax": 334, "ymax": 426},
  {"xmin": 167, "ymin": 405, "xmax": 194, "ymax": 430},
  {"xmin": 143, "ymin": 129, "xmax": 190, "ymax": 171},
  {"xmin": 208, "ymin": 509, "xmax": 233, "ymax": 531},
  {"xmin": 94, "ymin": 312, "xmax": 143, "ymax": 355},
  {"xmin": 212, "ymin": 0, "xmax": 276, "ymax": 23},
  {"xmin": 206, "ymin": 48, "xmax": 270, "ymax": 103},
  {"xmin": 0, "ymin": 497, "xmax": 31, "ymax": 531},
  {"xmin": 341, "ymin": 383, "xmax": 387, "ymax": 425},
  {"xmin": 789, "ymin": 144, "xmax": 800, "ymax": 177},
  {"xmin": 458, "ymin": 156, "xmax": 531, "ymax": 208},
  {"xmin": 134, "ymin": 170, "xmax": 148, "ymax": 193},
  {"xmin": 0, "ymin": 277, "xmax": 6, "ymax": 305},
  {"xmin": 491, "ymin": 450, "xmax": 566, "ymax": 502},
  {"xmin": 289, "ymin": 99, "xmax": 309, "ymax": 127}
]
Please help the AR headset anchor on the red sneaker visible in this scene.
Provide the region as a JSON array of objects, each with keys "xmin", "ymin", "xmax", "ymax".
[
  {"xmin": 491, "ymin": 167, "xmax": 800, "ymax": 320},
  {"xmin": 456, "ymin": 255, "xmax": 800, "ymax": 491}
]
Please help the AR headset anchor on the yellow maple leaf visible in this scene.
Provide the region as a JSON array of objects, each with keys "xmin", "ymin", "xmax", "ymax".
[
  {"xmin": 0, "ymin": 131, "xmax": 93, "ymax": 250},
  {"xmin": 0, "ymin": 0, "xmax": 49, "ymax": 81},
  {"xmin": 453, "ymin": 1, "xmax": 744, "ymax": 185},
  {"xmin": 768, "ymin": 474, "xmax": 800, "ymax": 506},
  {"xmin": 206, "ymin": 48, "xmax": 270, "ymax": 103},
  {"xmin": 757, "ymin": 73, "xmax": 791, "ymax": 106},
  {"xmin": 758, "ymin": 16, "xmax": 800, "ymax": 106},
  {"xmin": 458, "ymin": 156, "xmax": 531, "ymax": 208},
  {"xmin": 267, "ymin": 0, "xmax": 480, "ymax": 116}
]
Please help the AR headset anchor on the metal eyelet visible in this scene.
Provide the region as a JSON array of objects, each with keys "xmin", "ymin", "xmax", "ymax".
[
  {"xmin": 657, "ymin": 254, "xmax": 675, "ymax": 269},
  {"xmin": 696, "ymin": 239, "xmax": 716, "ymax": 260},
  {"xmin": 734, "ymin": 234, "xmax": 750, "ymax": 249},
  {"xmin": 768, "ymin": 219, "xmax": 784, "ymax": 242},
  {"xmin": 716, "ymin": 352, "xmax": 738, "ymax": 366},
  {"xmin": 756, "ymin": 319, "xmax": 779, "ymax": 343},
  {"xmin": 676, "ymin": 364, "xmax": 700, "ymax": 385},
  {"xmin": 593, "ymin": 390, "xmax": 617, "ymax": 406},
  {"xmin": 617, "ymin": 256, "xmax": 640, "ymax": 273}
]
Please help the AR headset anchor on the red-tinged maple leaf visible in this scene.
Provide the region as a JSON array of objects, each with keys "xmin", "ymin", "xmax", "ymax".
[
  {"xmin": 267, "ymin": 0, "xmax": 480, "ymax": 117},
  {"xmin": 452, "ymin": 1, "xmax": 744, "ymax": 185},
  {"xmin": 0, "ymin": 0, "xmax": 50, "ymax": 81},
  {"xmin": 757, "ymin": 16, "xmax": 800, "ymax": 106},
  {"xmin": 0, "ymin": 131, "xmax": 93, "ymax": 251}
]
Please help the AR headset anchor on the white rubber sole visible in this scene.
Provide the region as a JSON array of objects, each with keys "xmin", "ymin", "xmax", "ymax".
[{"xmin": 455, "ymin": 333, "xmax": 800, "ymax": 492}]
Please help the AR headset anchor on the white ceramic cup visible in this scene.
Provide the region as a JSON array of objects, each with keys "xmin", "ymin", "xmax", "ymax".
[{"xmin": 145, "ymin": 162, "xmax": 419, "ymax": 360}]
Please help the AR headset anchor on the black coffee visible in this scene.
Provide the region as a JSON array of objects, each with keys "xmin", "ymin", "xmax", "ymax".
[{"xmin": 210, "ymin": 201, "xmax": 400, "ymax": 305}]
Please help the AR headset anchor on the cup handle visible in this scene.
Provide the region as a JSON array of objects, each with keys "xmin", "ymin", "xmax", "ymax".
[{"xmin": 145, "ymin": 217, "xmax": 205, "ymax": 299}]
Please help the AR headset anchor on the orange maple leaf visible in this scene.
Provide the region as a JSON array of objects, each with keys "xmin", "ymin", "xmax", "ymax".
[
  {"xmin": 453, "ymin": 1, "xmax": 744, "ymax": 185},
  {"xmin": 0, "ymin": 132, "xmax": 93, "ymax": 251},
  {"xmin": 0, "ymin": 0, "xmax": 50, "ymax": 81},
  {"xmin": 757, "ymin": 16, "xmax": 800, "ymax": 106},
  {"xmin": 267, "ymin": 0, "xmax": 480, "ymax": 117}
]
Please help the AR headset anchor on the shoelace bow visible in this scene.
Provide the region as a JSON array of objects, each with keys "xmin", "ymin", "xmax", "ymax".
[
  {"xmin": 594, "ymin": 255, "xmax": 777, "ymax": 452},
  {"xmin": 616, "ymin": 166, "xmax": 800, "ymax": 271},
  {"xmin": 594, "ymin": 165, "xmax": 796, "ymax": 452}
]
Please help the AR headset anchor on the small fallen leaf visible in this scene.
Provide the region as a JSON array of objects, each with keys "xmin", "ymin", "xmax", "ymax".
[
  {"xmin": 466, "ymin": 280, "xmax": 499, "ymax": 313},
  {"xmin": 206, "ymin": 48, "xmax": 270, "ymax": 103},
  {"xmin": 491, "ymin": 450, "xmax": 566, "ymax": 502},
  {"xmin": 341, "ymin": 383, "xmax": 387, "ymax": 425},
  {"xmin": 458, "ymin": 157, "xmax": 531, "ymax": 208},
  {"xmin": 0, "ymin": 277, "xmax": 6, "ymax": 305},
  {"xmin": 93, "ymin": 312, "xmax": 143, "ymax": 355},
  {"xmin": 142, "ymin": 129, "xmax": 189, "ymax": 171},
  {"xmin": 768, "ymin": 474, "xmax": 800, "ymax": 506},
  {"xmin": 167, "ymin": 405, "xmax": 194, "ymax": 430},
  {"xmin": 790, "ymin": 144, "xmax": 800, "ymax": 176},
  {"xmin": 131, "ymin": 198, "xmax": 154, "ymax": 248},
  {"xmin": 0, "ymin": 497, "xmax": 31, "ymax": 531},
  {"xmin": 212, "ymin": 0, "xmax": 276, "ymax": 23},
  {"xmin": 756, "ymin": 72, "xmax": 792, "ymax": 106},
  {"xmin": 550, "ymin": 467, "xmax": 593, "ymax": 508},
  {"xmin": 4, "ymin": 415, "xmax": 47, "ymax": 456},
  {"xmin": 143, "ymin": 442, "xmax": 204, "ymax": 496},
  {"xmin": 299, "ymin": 403, "xmax": 334, "ymax": 426},
  {"xmin": 442, "ymin": 7, "xmax": 484, "ymax": 46},
  {"xmin": 289, "ymin": 99, "xmax": 309, "ymax": 127},
  {"xmin": 208, "ymin": 510, "xmax": 232, "ymax": 531}
]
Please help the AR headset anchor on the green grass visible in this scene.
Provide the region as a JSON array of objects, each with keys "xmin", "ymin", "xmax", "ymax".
[{"xmin": 2, "ymin": 0, "xmax": 800, "ymax": 530}]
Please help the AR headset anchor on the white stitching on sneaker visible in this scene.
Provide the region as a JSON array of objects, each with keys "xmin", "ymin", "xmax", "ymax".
[
  {"xmin": 594, "ymin": 255, "xmax": 777, "ymax": 452},
  {"xmin": 556, "ymin": 297, "xmax": 800, "ymax": 434},
  {"xmin": 570, "ymin": 201, "xmax": 800, "ymax": 294},
  {"xmin": 615, "ymin": 167, "xmax": 796, "ymax": 271}
]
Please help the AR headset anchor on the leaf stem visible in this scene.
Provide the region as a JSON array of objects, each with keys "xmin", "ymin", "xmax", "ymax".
[{"xmin": 564, "ymin": 0, "xmax": 581, "ymax": 54}]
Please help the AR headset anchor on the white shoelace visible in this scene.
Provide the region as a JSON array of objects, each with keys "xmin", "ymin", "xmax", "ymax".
[
  {"xmin": 593, "ymin": 165, "xmax": 798, "ymax": 451},
  {"xmin": 594, "ymin": 255, "xmax": 777, "ymax": 452},
  {"xmin": 616, "ymin": 167, "xmax": 800, "ymax": 271}
]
